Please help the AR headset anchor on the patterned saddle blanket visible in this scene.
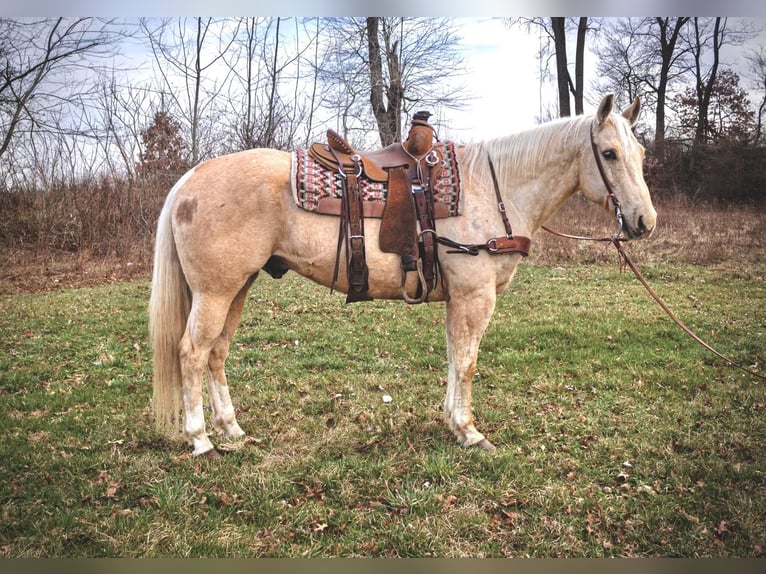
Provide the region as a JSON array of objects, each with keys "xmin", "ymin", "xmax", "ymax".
[{"xmin": 290, "ymin": 141, "xmax": 463, "ymax": 219}]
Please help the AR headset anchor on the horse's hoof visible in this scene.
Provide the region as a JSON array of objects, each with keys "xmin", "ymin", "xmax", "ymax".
[
  {"xmin": 199, "ymin": 448, "xmax": 222, "ymax": 460},
  {"xmin": 475, "ymin": 438, "xmax": 497, "ymax": 452}
]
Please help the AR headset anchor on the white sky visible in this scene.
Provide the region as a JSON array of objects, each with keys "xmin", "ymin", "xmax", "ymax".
[
  {"xmin": 443, "ymin": 17, "xmax": 766, "ymax": 143},
  {"xmin": 442, "ymin": 17, "xmax": 553, "ymax": 141}
]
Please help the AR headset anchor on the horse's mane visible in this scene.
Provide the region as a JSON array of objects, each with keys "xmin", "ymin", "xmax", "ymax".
[{"xmin": 459, "ymin": 114, "xmax": 593, "ymax": 183}]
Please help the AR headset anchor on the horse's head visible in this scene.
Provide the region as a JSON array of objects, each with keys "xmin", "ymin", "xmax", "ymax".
[{"xmin": 580, "ymin": 94, "xmax": 657, "ymax": 239}]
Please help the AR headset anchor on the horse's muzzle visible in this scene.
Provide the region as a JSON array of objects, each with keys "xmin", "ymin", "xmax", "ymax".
[{"xmin": 625, "ymin": 215, "xmax": 655, "ymax": 239}]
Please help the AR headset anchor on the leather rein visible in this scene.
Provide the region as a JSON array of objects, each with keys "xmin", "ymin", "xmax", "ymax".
[{"xmin": 542, "ymin": 122, "xmax": 766, "ymax": 382}]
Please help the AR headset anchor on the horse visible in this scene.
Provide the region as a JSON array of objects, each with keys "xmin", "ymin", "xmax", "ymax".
[{"xmin": 149, "ymin": 94, "xmax": 657, "ymax": 457}]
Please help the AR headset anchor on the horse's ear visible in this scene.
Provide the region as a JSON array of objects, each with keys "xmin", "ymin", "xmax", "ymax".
[
  {"xmin": 597, "ymin": 94, "xmax": 614, "ymax": 125},
  {"xmin": 622, "ymin": 97, "xmax": 641, "ymax": 126}
]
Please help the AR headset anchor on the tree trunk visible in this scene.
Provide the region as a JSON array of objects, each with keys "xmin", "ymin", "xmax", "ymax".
[
  {"xmin": 552, "ymin": 17, "xmax": 571, "ymax": 117},
  {"xmin": 654, "ymin": 17, "xmax": 689, "ymax": 160},
  {"xmin": 367, "ymin": 17, "xmax": 400, "ymax": 146},
  {"xmin": 574, "ymin": 17, "xmax": 587, "ymax": 115},
  {"xmin": 265, "ymin": 17, "xmax": 281, "ymax": 148},
  {"xmin": 694, "ymin": 17, "xmax": 722, "ymax": 145}
]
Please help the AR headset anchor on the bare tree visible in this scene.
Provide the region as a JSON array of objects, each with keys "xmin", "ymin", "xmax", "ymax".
[
  {"xmin": 651, "ymin": 17, "xmax": 691, "ymax": 159},
  {"xmin": 551, "ymin": 18, "xmax": 570, "ymax": 117},
  {"xmin": 684, "ymin": 17, "xmax": 758, "ymax": 146},
  {"xmin": 316, "ymin": 17, "xmax": 466, "ymax": 147},
  {"xmin": 509, "ymin": 17, "xmax": 592, "ymax": 118},
  {"xmin": 228, "ymin": 16, "xmax": 268, "ymax": 149},
  {"xmin": 0, "ymin": 17, "xmax": 124, "ymax": 162},
  {"xmin": 592, "ymin": 18, "xmax": 647, "ymax": 107},
  {"xmin": 218, "ymin": 17, "xmax": 314, "ymax": 151},
  {"xmin": 366, "ymin": 17, "xmax": 402, "ymax": 145},
  {"xmin": 93, "ymin": 77, "xmax": 159, "ymax": 183},
  {"xmin": 594, "ymin": 18, "xmax": 691, "ymax": 159},
  {"xmin": 140, "ymin": 17, "xmax": 240, "ymax": 164},
  {"xmin": 746, "ymin": 45, "xmax": 766, "ymax": 142},
  {"xmin": 573, "ymin": 17, "xmax": 589, "ymax": 115}
]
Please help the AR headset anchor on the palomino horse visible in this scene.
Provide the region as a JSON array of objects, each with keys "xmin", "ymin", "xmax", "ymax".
[{"xmin": 149, "ymin": 94, "xmax": 656, "ymax": 456}]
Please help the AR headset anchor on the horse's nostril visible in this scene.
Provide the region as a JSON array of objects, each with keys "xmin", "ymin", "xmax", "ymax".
[{"xmin": 638, "ymin": 216, "xmax": 646, "ymax": 234}]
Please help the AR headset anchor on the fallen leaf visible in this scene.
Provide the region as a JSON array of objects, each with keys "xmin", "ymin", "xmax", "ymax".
[
  {"xmin": 105, "ymin": 481, "xmax": 120, "ymax": 498},
  {"xmin": 311, "ymin": 522, "xmax": 328, "ymax": 533},
  {"xmin": 715, "ymin": 520, "xmax": 730, "ymax": 536},
  {"xmin": 440, "ymin": 495, "xmax": 458, "ymax": 510}
]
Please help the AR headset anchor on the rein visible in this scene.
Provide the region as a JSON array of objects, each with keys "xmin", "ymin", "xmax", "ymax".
[
  {"xmin": 544, "ymin": 226, "xmax": 766, "ymax": 382},
  {"xmin": 543, "ymin": 122, "xmax": 765, "ymax": 382}
]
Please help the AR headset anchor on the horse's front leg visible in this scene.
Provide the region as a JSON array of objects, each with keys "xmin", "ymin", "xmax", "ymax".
[{"xmin": 443, "ymin": 286, "xmax": 497, "ymax": 451}]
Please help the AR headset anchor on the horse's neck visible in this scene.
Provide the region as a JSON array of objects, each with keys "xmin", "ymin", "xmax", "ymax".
[
  {"xmin": 510, "ymin": 160, "xmax": 581, "ymax": 233},
  {"xmin": 488, "ymin": 124, "xmax": 585, "ymax": 235}
]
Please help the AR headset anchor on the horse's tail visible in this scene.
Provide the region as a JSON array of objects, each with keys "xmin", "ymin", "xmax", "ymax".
[{"xmin": 148, "ymin": 189, "xmax": 191, "ymax": 437}]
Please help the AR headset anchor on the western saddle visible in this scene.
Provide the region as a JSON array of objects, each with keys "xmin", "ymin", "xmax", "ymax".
[{"xmin": 309, "ymin": 112, "xmax": 445, "ymax": 304}]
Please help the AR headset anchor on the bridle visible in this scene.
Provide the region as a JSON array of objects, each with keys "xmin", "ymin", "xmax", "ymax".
[
  {"xmin": 541, "ymin": 119, "xmax": 627, "ymax": 243},
  {"xmin": 589, "ymin": 121, "xmax": 625, "ymax": 239}
]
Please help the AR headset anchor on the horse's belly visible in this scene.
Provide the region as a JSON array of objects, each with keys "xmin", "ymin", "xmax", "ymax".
[{"xmin": 276, "ymin": 208, "xmax": 446, "ymax": 302}]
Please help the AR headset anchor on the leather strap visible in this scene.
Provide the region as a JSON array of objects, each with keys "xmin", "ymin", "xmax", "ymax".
[
  {"xmin": 411, "ymin": 182, "xmax": 436, "ymax": 298},
  {"xmin": 328, "ymin": 146, "xmax": 372, "ymax": 302},
  {"xmin": 345, "ymin": 157, "xmax": 372, "ymax": 302},
  {"xmin": 487, "ymin": 153, "xmax": 514, "ymax": 238},
  {"xmin": 437, "ymin": 151, "xmax": 531, "ymax": 257},
  {"xmin": 590, "ymin": 122, "xmax": 624, "ymax": 233}
]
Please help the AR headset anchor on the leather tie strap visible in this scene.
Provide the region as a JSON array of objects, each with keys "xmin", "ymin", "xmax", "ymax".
[
  {"xmin": 411, "ymin": 182, "xmax": 437, "ymax": 299},
  {"xmin": 328, "ymin": 146, "xmax": 372, "ymax": 302}
]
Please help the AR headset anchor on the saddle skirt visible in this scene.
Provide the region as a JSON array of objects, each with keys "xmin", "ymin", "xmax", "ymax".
[{"xmin": 290, "ymin": 141, "xmax": 463, "ymax": 220}]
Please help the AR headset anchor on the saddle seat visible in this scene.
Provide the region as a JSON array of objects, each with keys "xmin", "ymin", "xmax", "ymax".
[{"xmin": 309, "ymin": 129, "xmax": 436, "ymax": 183}]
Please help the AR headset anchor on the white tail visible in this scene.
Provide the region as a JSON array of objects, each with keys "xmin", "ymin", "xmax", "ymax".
[{"xmin": 148, "ymin": 190, "xmax": 191, "ymax": 436}]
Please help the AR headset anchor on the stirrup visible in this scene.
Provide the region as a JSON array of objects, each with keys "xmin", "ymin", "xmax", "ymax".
[{"xmin": 400, "ymin": 259, "xmax": 428, "ymax": 305}]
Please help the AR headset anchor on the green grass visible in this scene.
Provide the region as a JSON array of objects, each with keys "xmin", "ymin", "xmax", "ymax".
[{"xmin": 1, "ymin": 261, "xmax": 765, "ymax": 557}]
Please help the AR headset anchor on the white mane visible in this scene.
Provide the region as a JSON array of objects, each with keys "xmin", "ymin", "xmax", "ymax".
[{"xmin": 459, "ymin": 114, "xmax": 594, "ymax": 184}]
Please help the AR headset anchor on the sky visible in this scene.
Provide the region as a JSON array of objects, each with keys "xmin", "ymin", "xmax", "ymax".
[
  {"xmin": 10, "ymin": 0, "xmax": 766, "ymax": 16},
  {"xmin": 426, "ymin": 17, "xmax": 766, "ymax": 143},
  {"xmin": 440, "ymin": 18, "xmax": 547, "ymax": 141},
  {"xmin": 3, "ymin": 11, "xmax": 766, "ymax": 150}
]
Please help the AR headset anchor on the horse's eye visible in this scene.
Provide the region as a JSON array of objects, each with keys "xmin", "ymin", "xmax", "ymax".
[{"xmin": 602, "ymin": 149, "xmax": 617, "ymax": 160}]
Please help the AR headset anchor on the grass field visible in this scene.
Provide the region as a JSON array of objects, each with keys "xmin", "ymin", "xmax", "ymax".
[{"xmin": 1, "ymin": 197, "xmax": 765, "ymax": 557}]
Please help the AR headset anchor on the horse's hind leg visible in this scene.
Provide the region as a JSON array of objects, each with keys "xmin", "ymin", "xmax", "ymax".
[
  {"xmin": 444, "ymin": 286, "xmax": 497, "ymax": 451},
  {"xmin": 179, "ymin": 292, "xmax": 237, "ymax": 456},
  {"xmin": 206, "ymin": 276, "xmax": 256, "ymax": 441}
]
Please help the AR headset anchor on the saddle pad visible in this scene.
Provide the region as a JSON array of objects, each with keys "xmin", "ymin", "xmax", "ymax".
[{"xmin": 290, "ymin": 141, "xmax": 463, "ymax": 218}]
